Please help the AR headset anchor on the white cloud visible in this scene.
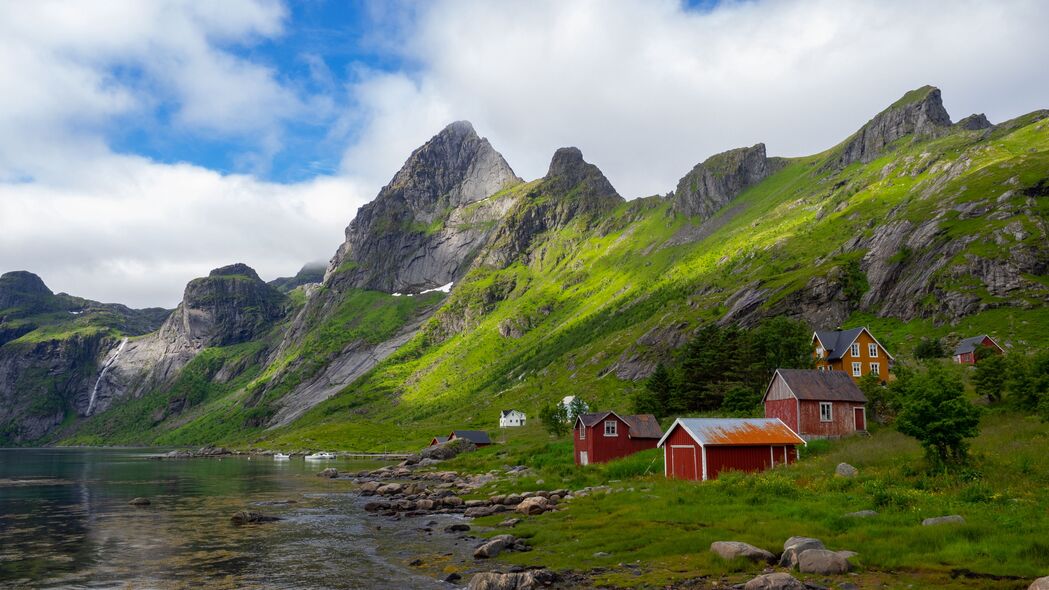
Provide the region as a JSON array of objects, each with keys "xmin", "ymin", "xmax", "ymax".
[{"xmin": 343, "ymin": 0, "xmax": 1049, "ymax": 197}]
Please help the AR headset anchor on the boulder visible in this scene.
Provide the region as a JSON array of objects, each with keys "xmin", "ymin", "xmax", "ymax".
[
  {"xmin": 845, "ymin": 510, "xmax": 877, "ymax": 518},
  {"xmin": 499, "ymin": 518, "xmax": 522, "ymax": 528},
  {"xmin": 503, "ymin": 493, "xmax": 524, "ymax": 505},
  {"xmin": 128, "ymin": 497, "xmax": 151, "ymax": 506},
  {"xmin": 415, "ymin": 499, "xmax": 434, "ymax": 510},
  {"xmin": 835, "ymin": 463, "xmax": 858, "ymax": 478},
  {"xmin": 376, "ymin": 483, "xmax": 403, "ymax": 496},
  {"xmin": 743, "ymin": 573, "xmax": 806, "ymax": 590},
  {"xmin": 468, "ymin": 570, "xmax": 556, "ymax": 590},
  {"xmin": 465, "ymin": 506, "xmax": 500, "ymax": 518},
  {"xmin": 230, "ymin": 511, "xmax": 281, "ymax": 525},
  {"xmin": 443, "ymin": 496, "xmax": 464, "ymax": 507},
  {"xmin": 445, "ymin": 523, "xmax": 471, "ymax": 533},
  {"xmin": 710, "ymin": 541, "xmax": 775, "ymax": 564},
  {"xmin": 1030, "ymin": 577, "xmax": 1049, "ymax": 590},
  {"xmin": 779, "ymin": 536, "xmax": 826, "ymax": 568},
  {"xmin": 516, "ymin": 496, "xmax": 550, "ymax": 516},
  {"xmin": 922, "ymin": 515, "xmax": 965, "ymax": 526},
  {"xmin": 317, "ymin": 467, "xmax": 338, "ymax": 478},
  {"xmin": 474, "ymin": 534, "xmax": 517, "ymax": 559},
  {"xmin": 797, "ymin": 549, "xmax": 850, "ymax": 574},
  {"xmin": 358, "ymin": 481, "xmax": 380, "ymax": 494}
]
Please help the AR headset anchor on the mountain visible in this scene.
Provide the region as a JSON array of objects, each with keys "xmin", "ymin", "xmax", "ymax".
[
  {"xmin": 1, "ymin": 85, "xmax": 1047, "ymax": 448},
  {"xmin": 268, "ymin": 263, "xmax": 326, "ymax": 294}
]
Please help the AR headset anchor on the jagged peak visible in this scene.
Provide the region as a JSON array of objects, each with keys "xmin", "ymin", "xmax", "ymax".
[
  {"xmin": 671, "ymin": 143, "xmax": 771, "ymax": 219},
  {"xmin": 542, "ymin": 147, "xmax": 621, "ymax": 201},
  {"xmin": 0, "ymin": 271, "xmax": 52, "ymax": 296},
  {"xmin": 956, "ymin": 113, "xmax": 993, "ymax": 130},
  {"xmin": 208, "ymin": 263, "xmax": 262, "ymax": 281},
  {"xmin": 831, "ymin": 85, "xmax": 952, "ymax": 168}
]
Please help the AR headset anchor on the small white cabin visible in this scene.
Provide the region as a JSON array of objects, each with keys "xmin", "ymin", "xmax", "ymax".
[{"xmin": 499, "ymin": 409, "xmax": 526, "ymax": 428}]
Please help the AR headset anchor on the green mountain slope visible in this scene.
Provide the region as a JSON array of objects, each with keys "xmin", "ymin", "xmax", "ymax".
[{"xmin": 5, "ymin": 85, "xmax": 1046, "ymax": 449}]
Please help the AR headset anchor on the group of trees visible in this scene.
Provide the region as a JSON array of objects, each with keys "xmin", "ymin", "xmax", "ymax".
[
  {"xmin": 539, "ymin": 397, "xmax": 589, "ymax": 437},
  {"xmin": 633, "ymin": 317, "xmax": 813, "ymax": 419}
]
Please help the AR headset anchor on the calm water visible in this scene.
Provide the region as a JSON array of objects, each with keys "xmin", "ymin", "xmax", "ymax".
[{"xmin": 0, "ymin": 448, "xmax": 474, "ymax": 589}]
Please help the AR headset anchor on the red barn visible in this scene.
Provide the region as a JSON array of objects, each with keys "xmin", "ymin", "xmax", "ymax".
[
  {"xmin": 953, "ymin": 335, "xmax": 1004, "ymax": 365},
  {"xmin": 763, "ymin": 369, "xmax": 868, "ymax": 439},
  {"xmin": 657, "ymin": 418, "xmax": 805, "ymax": 481},
  {"xmin": 573, "ymin": 412, "xmax": 662, "ymax": 466}
]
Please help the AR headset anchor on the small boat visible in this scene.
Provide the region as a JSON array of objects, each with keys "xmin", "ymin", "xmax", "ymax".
[
  {"xmin": 274, "ymin": 453, "xmax": 291, "ymax": 460},
  {"xmin": 304, "ymin": 452, "xmax": 336, "ymax": 461}
]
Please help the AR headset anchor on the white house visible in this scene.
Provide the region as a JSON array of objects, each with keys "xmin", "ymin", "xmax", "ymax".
[{"xmin": 499, "ymin": 409, "xmax": 527, "ymax": 428}]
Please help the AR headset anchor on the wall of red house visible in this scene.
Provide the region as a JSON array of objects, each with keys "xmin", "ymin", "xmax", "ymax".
[
  {"xmin": 799, "ymin": 400, "xmax": 864, "ymax": 437},
  {"xmin": 764, "ymin": 398, "xmax": 799, "ymax": 433},
  {"xmin": 662, "ymin": 425, "xmax": 700, "ymax": 480}
]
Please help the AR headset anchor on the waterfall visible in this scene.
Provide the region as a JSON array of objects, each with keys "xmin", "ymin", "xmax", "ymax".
[{"xmin": 86, "ymin": 337, "xmax": 128, "ymax": 416}]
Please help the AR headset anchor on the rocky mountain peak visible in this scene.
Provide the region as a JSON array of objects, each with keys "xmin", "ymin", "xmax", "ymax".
[
  {"xmin": 209, "ymin": 263, "xmax": 262, "ymax": 281},
  {"xmin": 956, "ymin": 113, "xmax": 993, "ymax": 130},
  {"xmin": 672, "ymin": 143, "xmax": 772, "ymax": 219},
  {"xmin": 328, "ymin": 121, "xmax": 522, "ymax": 293},
  {"xmin": 0, "ymin": 271, "xmax": 56, "ymax": 313},
  {"xmin": 833, "ymin": 85, "xmax": 952, "ymax": 168},
  {"xmin": 542, "ymin": 147, "xmax": 621, "ymax": 202}
]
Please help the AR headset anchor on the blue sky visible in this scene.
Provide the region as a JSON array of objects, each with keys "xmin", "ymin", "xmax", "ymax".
[{"xmin": 1, "ymin": 0, "xmax": 1047, "ymax": 307}]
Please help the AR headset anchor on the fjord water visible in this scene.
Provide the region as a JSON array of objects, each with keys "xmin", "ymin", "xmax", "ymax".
[{"xmin": 0, "ymin": 449, "xmax": 469, "ymax": 589}]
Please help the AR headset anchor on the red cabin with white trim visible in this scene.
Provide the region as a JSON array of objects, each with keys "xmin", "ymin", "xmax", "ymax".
[
  {"xmin": 573, "ymin": 412, "xmax": 662, "ymax": 466},
  {"xmin": 763, "ymin": 369, "xmax": 868, "ymax": 439},
  {"xmin": 657, "ymin": 418, "xmax": 805, "ymax": 481}
]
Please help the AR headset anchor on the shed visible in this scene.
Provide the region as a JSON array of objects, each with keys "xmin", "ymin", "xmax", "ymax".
[
  {"xmin": 573, "ymin": 411, "xmax": 662, "ymax": 466},
  {"xmin": 448, "ymin": 430, "xmax": 493, "ymax": 447},
  {"xmin": 429, "ymin": 436, "xmax": 449, "ymax": 447},
  {"xmin": 953, "ymin": 335, "xmax": 1004, "ymax": 365},
  {"xmin": 763, "ymin": 369, "xmax": 868, "ymax": 439},
  {"xmin": 657, "ymin": 418, "xmax": 805, "ymax": 481}
]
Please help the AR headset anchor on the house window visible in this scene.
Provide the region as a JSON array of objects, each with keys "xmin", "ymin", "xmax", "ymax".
[
  {"xmin": 870, "ymin": 362, "xmax": 880, "ymax": 375},
  {"xmin": 852, "ymin": 362, "xmax": 862, "ymax": 377},
  {"xmin": 851, "ymin": 343, "xmax": 860, "ymax": 357},
  {"xmin": 579, "ymin": 426, "xmax": 585, "ymax": 440},
  {"xmin": 820, "ymin": 402, "xmax": 833, "ymax": 422},
  {"xmin": 816, "ymin": 346, "xmax": 824, "ymax": 357},
  {"xmin": 868, "ymin": 343, "xmax": 878, "ymax": 357},
  {"xmin": 818, "ymin": 365, "xmax": 824, "ymax": 373},
  {"xmin": 604, "ymin": 420, "xmax": 618, "ymax": 437}
]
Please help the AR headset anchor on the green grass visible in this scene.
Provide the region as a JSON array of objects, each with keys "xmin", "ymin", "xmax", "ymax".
[{"xmin": 454, "ymin": 412, "xmax": 1048, "ymax": 589}]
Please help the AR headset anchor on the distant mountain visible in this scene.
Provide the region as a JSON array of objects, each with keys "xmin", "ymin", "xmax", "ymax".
[
  {"xmin": 268, "ymin": 263, "xmax": 326, "ymax": 294},
  {"xmin": 2, "ymin": 85, "xmax": 1047, "ymax": 448}
]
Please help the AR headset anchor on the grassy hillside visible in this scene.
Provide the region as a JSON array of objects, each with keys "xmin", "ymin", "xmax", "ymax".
[
  {"xmin": 251, "ymin": 111, "xmax": 1048, "ymax": 452},
  {"xmin": 431, "ymin": 410, "xmax": 1049, "ymax": 588}
]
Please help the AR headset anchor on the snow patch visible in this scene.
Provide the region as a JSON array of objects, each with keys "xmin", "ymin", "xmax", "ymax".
[{"xmin": 420, "ymin": 282, "xmax": 454, "ymax": 294}]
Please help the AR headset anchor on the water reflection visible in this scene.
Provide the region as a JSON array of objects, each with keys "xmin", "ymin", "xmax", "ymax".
[{"xmin": 0, "ymin": 449, "xmax": 474, "ymax": 589}]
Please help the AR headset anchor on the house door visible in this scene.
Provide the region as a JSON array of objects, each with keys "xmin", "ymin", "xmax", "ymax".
[
  {"xmin": 670, "ymin": 446, "xmax": 698, "ymax": 480},
  {"xmin": 579, "ymin": 451, "xmax": 588, "ymax": 466},
  {"xmin": 854, "ymin": 407, "xmax": 866, "ymax": 431}
]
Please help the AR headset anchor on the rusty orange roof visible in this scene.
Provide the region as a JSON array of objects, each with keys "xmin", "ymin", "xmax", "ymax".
[{"xmin": 657, "ymin": 418, "xmax": 805, "ymax": 447}]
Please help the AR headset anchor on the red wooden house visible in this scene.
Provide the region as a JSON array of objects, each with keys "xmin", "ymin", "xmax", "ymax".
[
  {"xmin": 573, "ymin": 412, "xmax": 662, "ymax": 466},
  {"xmin": 657, "ymin": 418, "xmax": 805, "ymax": 481},
  {"xmin": 953, "ymin": 335, "xmax": 1004, "ymax": 365},
  {"xmin": 763, "ymin": 369, "xmax": 868, "ymax": 439}
]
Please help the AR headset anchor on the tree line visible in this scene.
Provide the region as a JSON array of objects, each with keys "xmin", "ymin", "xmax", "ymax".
[{"xmin": 633, "ymin": 317, "xmax": 813, "ymax": 419}]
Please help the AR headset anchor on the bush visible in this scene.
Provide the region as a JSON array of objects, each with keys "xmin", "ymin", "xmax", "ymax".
[
  {"xmin": 540, "ymin": 403, "xmax": 569, "ymax": 437},
  {"xmin": 895, "ymin": 365, "xmax": 981, "ymax": 467},
  {"xmin": 914, "ymin": 337, "xmax": 946, "ymax": 360}
]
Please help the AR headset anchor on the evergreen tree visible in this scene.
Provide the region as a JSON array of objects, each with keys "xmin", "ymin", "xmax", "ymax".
[
  {"xmin": 914, "ymin": 337, "xmax": 946, "ymax": 360},
  {"xmin": 634, "ymin": 363, "xmax": 675, "ymax": 418}
]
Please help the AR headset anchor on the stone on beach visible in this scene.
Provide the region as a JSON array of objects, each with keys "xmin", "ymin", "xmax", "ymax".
[
  {"xmin": 709, "ymin": 541, "xmax": 775, "ymax": 563},
  {"xmin": 743, "ymin": 572, "xmax": 806, "ymax": 590}
]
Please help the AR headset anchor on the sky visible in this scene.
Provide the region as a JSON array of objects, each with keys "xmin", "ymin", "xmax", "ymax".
[{"xmin": 1, "ymin": 0, "xmax": 1047, "ymax": 308}]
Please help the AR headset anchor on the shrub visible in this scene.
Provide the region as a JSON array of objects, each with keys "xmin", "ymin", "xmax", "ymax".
[
  {"xmin": 539, "ymin": 403, "xmax": 569, "ymax": 437},
  {"xmin": 895, "ymin": 365, "xmax": 981, "ymax": 467},
  {"xmin": 914, "ymin": 337, "xmax": 946, "ymax": 360}
]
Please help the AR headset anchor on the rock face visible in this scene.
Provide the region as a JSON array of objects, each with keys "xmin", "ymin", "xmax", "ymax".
[
  {"xmin": 481, "ymin": 147, "xmax": 623, "ymax": 268},
  {"xmin": 956, "ymin": 113, "xmax": 993, "ymax": 130},
  {"xmin": 832, "ymin": 85, "xmax": 952, "ymax": 168},
  {"xmin": 672, "ymin": 144, "xmax": 774, "ymax": 219},
  {"xmin": 88, "ymin": 264, "xmax": 286, "ymax": 415},
  {"xmin": 328, "ymin": 120, "xmax": 521, "ymax": 294},
  {"xmin": 0, "ymin": 271, "xmax": 56, "ymax": 314},
  {"xmin": 268, "ymin": 262, "xmax": 326, "ymax": 293}
]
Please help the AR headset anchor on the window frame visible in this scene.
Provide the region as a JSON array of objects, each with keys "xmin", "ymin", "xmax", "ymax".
[
  {"xmin": 870, "ymin": 362, "xmax": 880, "ymax": 375},
  {"xmin": 850, "ymin": 343, "xmax": 860, "ymax": 357},
  {"xmin": 579, "ymin": 425, "xmax": 585, "ymax": 440},
  {"xmin": 868, "ymin": 343, "xmax": 878, "ymax": 357},
  {"xmin": 851, "ymin": 362, "xmax": 862, "ymax": 377},
  {"xmin": 604, "ymin": 420, "xmax": 618, "ymax": 437},
  {"xmin": 819, "ymin": 402, "xmax": 833, "ymax": 422}
]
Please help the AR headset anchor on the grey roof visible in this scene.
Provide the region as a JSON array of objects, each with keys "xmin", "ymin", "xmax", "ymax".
[
  {"xmin": 431, "ymin": 436, "xmax": 449, "ymax": 443},
  {"xmin": 954, "ymin": 335, "xmax": 1000, "ymax": 355},
  {"xmin": 450, "ymin": 430, "xmax": 492, "ymax": 444},
  {"xmin": 658, "ymin": 418, "xmax": 805, "ymax": 447},
  {"xmin": 500, "ymin": 409, "xmax": 524, "ymax": 417},
  {"xmin": 772, "ymin": 369, "xmax": 867, "ymax": 402},
  {"xmin": 814, "ymin": 327, "xmax": 866, "ymax": 361},
  {"xmin": 577, "ymin": 412, "xmax": 663, "ymax": 438}
]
